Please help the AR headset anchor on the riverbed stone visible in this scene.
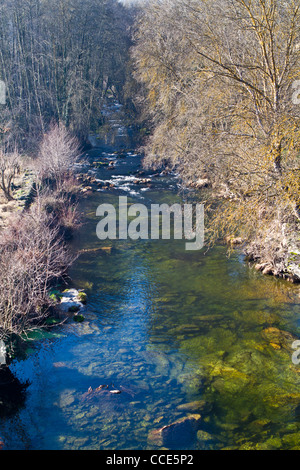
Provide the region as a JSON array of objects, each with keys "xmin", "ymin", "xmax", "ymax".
[
  {"xmin": 59, "ymin": 389, "xmax": 76, "ymax": 407},
  {"xmin": 147, "ymin": 414, "xmax": 201, "ymax": 447},
  {"xmin": 197, "ymin": 430, "xmax": 214, "ymax": 442},
  {"xmin": 261, "ymin": 327, "xmax": 297, "ymax": 351},
  {"xmin": 281, "ymin": 432, "xmax": 300, "ymax": 448},
  {"xmin": 261, "ymin": 436, "xmax": 282, "ymax": 449},
  {"xmin": 176, "ymin": 400, "xmax": 208, "ymax": 413}
]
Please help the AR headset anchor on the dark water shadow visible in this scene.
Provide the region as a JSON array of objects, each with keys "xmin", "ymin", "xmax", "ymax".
[{"xmin": 0, "ymin": 366, "xmax": 29, "ymax": 419}]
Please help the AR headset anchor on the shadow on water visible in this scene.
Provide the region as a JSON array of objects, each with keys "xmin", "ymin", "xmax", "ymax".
[{"xmin": 0, "ymin": 366, "xmax": 28, "ymax": 419}]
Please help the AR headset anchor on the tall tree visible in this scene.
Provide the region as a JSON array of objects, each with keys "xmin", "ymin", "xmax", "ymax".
[{"xmin": 0, "ymin": 0, "xmax": 134, "ymax": 148}]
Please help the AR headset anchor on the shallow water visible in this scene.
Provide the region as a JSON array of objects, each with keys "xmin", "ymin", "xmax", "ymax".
[{"xmin": 1, "ymin": 113, "xmax": 300, "ymax": 450}]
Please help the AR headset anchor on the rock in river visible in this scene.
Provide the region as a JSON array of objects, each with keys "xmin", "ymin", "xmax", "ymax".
[
  {"xmin": 147, "ymin": 414, "xmax": 201, "ymax": 448},
  {"xmin": 58, "ymin": 289, "xmax": 86, "ymax": 315}
]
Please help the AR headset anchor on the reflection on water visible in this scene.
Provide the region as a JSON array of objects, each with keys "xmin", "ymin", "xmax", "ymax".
[{"xmin": 0, "ymin": 137, "xmax": 300, "ymax": 450}]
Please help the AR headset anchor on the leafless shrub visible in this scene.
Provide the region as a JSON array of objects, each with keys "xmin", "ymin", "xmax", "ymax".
[
  {"xmin": 36, "ymin": 187, "xmax": 81, "ymax": 236},
  {"xmin": 35, "ymin": 122, "xmax": 81, "ymax": 189},
  {"xmin": 0, "ymin": 204, "xmax": 76, "ymax": 341}
]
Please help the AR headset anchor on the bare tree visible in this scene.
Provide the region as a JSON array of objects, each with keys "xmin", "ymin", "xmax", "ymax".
[
  {"xmin": 0, "ymin": 0, "xmax": 135, "ymax": 147},
  {"xmin": 0, "ymin": 149, "xmax": 21, "ymax": 201},
  {"xmin": 132, "ymin": 0, "xmax": 300, "ymax": 273}
]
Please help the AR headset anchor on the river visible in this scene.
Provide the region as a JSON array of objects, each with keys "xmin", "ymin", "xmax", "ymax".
[{"xmin": 0, "ymin": 103, "xmax": 300, "ymax": 450}]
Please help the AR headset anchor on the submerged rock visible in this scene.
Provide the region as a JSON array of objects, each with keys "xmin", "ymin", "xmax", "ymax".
[
  {"xmin": 141, "ymin": 350, "xmax": 170, "ymax": 375},
  {"xmin": 225, "ymin": 236, "xmax": 244, "ymax": 246},
  {"xmin": 147, "ymin": 414, "xmax": 201, "ymax": 448},
  {"xmin": 73, "ymin": 314, "xmax": 85, "ymax": 323},
  {"xmin": 261, "ymin": 327, "xmax": 298, "ymax": 351},
  {"xmin": 176, "ymin": 369, "xmax": 205, "ymax": 395},
  {"xmin": 197, "ymin": 430, "xmax": 214, "ymax": 442}
]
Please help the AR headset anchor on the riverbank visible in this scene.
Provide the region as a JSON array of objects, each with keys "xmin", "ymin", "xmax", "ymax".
[
  {"xmin": 73, "ymin": 148, "xmax": 300, "ymax": 288},
  {"xmin": 0, "ymin": 134, "xmax": 298, "ymax": 358},
  {"xmin": 185, "ymin": 177, "xmax": 300, "ymax": 285},
  {"xmin": 0, "ymin": 125, "xmax": 84, "ymax": 349},
  {"xmin": 0, "ymin": 169, "xmax": 35, "ymax": 229},
  {"xmin": 0, "ymin": 101, "xmax": 142, "ymax": 351}
]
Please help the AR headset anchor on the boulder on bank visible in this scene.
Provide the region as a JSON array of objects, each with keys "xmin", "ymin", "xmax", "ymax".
[
  {"xmin": 253, "ymin": 260, "xmax": 300, "ymax": 282},
  {"xmin": 254, "ymin": 262, "xmax": 273, "ymax": 275}
]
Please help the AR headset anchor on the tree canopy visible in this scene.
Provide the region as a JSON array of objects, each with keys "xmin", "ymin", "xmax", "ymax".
[{"xmin": 132, "ymin": 0, "xmax": 300, "ymax": 271}]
